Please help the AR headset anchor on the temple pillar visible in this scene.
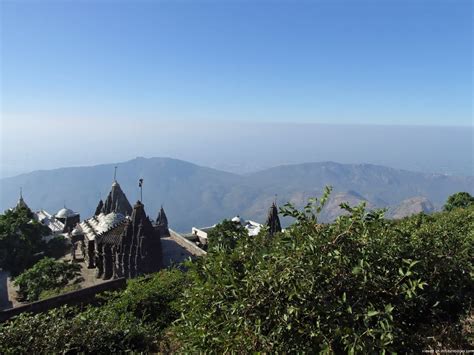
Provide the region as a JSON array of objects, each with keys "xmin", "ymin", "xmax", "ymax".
[
  {"xmin": 87, "ymin": 240, "xmax": 96, "ymax": 268},
  {"xmin": 96, "ymin": 243, "xmax": 104, "ymax": 278},
  {"xmin": 103, "ymin": 245, "xmax": 113, "ymax": 280}
]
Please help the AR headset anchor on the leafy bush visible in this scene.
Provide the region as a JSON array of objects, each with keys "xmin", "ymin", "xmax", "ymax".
[
  {"xmin": 444, "ymin": 192, "xmax": 474, "ymax": 211},
  {"xmin": 0, "ymin": 306, "xmax": 155, "ymax": 354},
  {"xmin": 13, "ymin": 257, "xmax": 83, "ymax": 302},
  {"xmin": 0, "ymin": 268, "xmax": 189, "ymax": 353},
  {"xmin": 103, "ymin": 268, "xmax": 189, "ymax": 329},
  {"xmin": 207, "ymin": 219, "xmax": 249, "ymax": 251},
  {"xmin": 173, "ymin": 192, "xmax": 473, "ymax": 352}
]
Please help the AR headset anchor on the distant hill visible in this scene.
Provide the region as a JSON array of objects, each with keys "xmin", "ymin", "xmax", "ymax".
[
  {"xmin": 387, "ymin": 197, "xmax": 435, "ymax": 219},
  {"xmin": 1, "ymin": 157, "xmax": 472, "ymax": 231}
]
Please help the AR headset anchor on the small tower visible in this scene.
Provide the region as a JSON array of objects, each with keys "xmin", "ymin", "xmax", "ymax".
[
  {"xmin": 265, "ymin": 202, "xmax": 282, "ymax": 237},
  {"xmin": 156, "ymin": 206, "xmax": 170, "ymax": 237}
]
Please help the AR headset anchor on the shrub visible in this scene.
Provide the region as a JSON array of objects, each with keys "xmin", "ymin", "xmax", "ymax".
[
  {"xmin": 173, "ymin": 193, "xmax": 473, "ymax": 352},
  {"xmin": 0, "ymin": 268, "xmax": 189, "ymax": 353},
  {"xmin": 444, "ymin": 192, "xmax": 474, "ymax": 211},
  {"xmin": 13, "ymin": 258, "xmax": 83, "ymax": 302}
]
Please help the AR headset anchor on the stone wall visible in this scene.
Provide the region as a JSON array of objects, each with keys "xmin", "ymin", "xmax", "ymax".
[{"xmin": 0, "ymin": 277, "xmax": 126, "ymax": 323}]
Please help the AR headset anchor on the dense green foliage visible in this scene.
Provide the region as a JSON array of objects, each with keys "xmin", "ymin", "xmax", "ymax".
[
  {"xmin": 0, "ymin": 269, "xmax": 188, "ymax": 353},
  {"xmin": 206, "ymin": 218, "xmax": 249, "ymax": 251},
  {"xmin": 444, "ymin": 192, "xmax": 474, "ymax": 211},
  {"xmin": 43, "ymin": 235, "xmax": 70, "ymax": 259},
  {"xmin": 172, "ymin": 195, "xmax": 472, "ymax": 352},
  {"xmin": 0, "ymin": 207, "xmax": 51, "ymax": 275},
  {"xmin": 13, "ymin": 257, "xmax": 83, "ymax": 302},
  {"xmin": 0, "ymin": 207, "xmax": 69, "ymax": 276},
  {"xmin": 0, "ymin": 192, "xmax": 472, "ymax": 352}
]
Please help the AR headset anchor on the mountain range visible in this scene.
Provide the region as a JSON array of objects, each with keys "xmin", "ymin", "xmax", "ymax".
[{"xmin": 0, "ymin": 157, "xmax": 472, "ymax": 232}]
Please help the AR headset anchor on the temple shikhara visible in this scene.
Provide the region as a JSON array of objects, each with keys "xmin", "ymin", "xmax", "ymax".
[{"xmin": 75, "ymin": 179, "xmax": 165, "ymax": 280}]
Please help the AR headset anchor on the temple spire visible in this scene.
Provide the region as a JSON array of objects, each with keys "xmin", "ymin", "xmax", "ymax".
[
  {"xmin": 156, "ymin": 205, "xmax": 168, "ymax": 227},
  {"xmin": 156, "ymin": 205, "xmax": 170, "ymax": 237},
  {"xmin": 15, "ymin": 188, "xmax": 31, "ymax": 212},
  {"xmin": 265, "ymin": 202, "xmax": 282, "ymax": 237},
  {"xmin": 102, "ymin": 179, "xmax": 132, "ymax": 216},
  {"xmin": 94, "ymin": 199, "xmax": 104, "ymax": 216}
]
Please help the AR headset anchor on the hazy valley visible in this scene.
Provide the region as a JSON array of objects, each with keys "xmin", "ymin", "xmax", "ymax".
[{"xmin": 1, "ymin": 157, "xmax": 472, "ymax": 232}]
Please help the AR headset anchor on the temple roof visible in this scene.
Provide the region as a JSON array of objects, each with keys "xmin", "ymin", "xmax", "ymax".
[
  {"xmin": 35, "ymin": 210, "xmax": 65, "ymax": 233},
  {"xmin": 156, "ymin": 206, "xmax": 168, "ymax": 226},
  {"xmin": 102, "ymin": 180, "xmax": 132, "ymax": 216},
  {"xmin": 80, "ymin": 212, "xmax": 127, "ymax": 241},
  {"xmin": 95, "ymin": 222, "xmax": 128, "ymax": 245},
  {"xmin": 130, "ymin": 200, "xmax": 153, "ymax": 230},
  {"xmin": 125, "ymin": 200, "xmax": 156, "ymax": 241},
  {"xmin": 55, "ymin": 207, "xmax": 79, "ymax": 219},
  {"xmin": 265, "ymin": 202, "xmax": 282, "ymax": 236},
  {"xmin": 15, "ymin": 196, "xmax": 30, "ymax": 211}
]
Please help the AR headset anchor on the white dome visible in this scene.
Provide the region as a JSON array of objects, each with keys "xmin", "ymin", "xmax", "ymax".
[
  {"xmin": 56, "ymin": 208, "xmax": 78, "ymax": 219},
  {"xmin": 231, "ymin": 216, "xmax": 242, "ymax": 224}
]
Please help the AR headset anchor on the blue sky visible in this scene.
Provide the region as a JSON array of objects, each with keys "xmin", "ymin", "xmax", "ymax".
[{"xmin": 1, "ymin": 0, "xmax": 472, "ymax": 126}]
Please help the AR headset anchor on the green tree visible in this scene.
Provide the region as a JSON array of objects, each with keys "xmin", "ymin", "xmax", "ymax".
[
  {"xmin": 0, "ymin": 206, "xmax": 51, "ymax": 275},
  {"xmin": 206, "ymin": 219, "xmax": 249, "ymax": 251},
  {"xmin": 14, "ymin": 257, "xmax": 83, "ymax": 302},
  {"xmin": 444, "ymin": 192, "xmax": 474, "ymax": 211}
]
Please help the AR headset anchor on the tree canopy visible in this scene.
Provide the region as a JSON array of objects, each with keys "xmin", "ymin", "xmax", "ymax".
[
  {"xmin": 444, "ymin": 192, "xmax": 474, "ymax": 211},
  {"xmin": 0, "ymin": 207, "xmax": 51, "ymax": 275}
]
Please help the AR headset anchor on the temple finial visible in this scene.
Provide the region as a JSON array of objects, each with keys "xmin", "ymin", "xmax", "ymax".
[{"xmin": 114, "ymin": 166, "xmax": 118, "ymax": 181}]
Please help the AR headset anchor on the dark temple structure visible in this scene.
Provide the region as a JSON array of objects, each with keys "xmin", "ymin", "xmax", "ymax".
[
  {"xmin": 77, "ymin": 179, "xmax": 165, "ymax": 280},
  {"xmin": 156, "ymin": 206, "xmax": 170, "ymax": 238},
  {"xmin": 265, "ymin": 202, "xmax": 282, "ymax": 236},
  {"xmin": 102, "ymin": 180, "xmax": 132, "ymax": 216},
  {"xmin": 94, "ymin": 201, "xmax": 162, "ymax": 279}
]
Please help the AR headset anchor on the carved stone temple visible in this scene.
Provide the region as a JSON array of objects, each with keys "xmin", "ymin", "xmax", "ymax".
[{"xmin": 75, "ymin": 179, "xmax": 165, "ymax": 280}]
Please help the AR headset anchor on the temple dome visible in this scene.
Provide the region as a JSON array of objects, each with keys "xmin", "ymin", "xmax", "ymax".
[
  {"xmin": 56, "ymin": 207, "xmax": 78, "ymax": 219},
  {"xmin": 231, "ymin": 216, "xmax": 242, "ymax": 224}
]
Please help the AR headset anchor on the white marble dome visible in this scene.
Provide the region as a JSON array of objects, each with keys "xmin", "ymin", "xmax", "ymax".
[
  {"xmin": 55, "ymin": 208, "xmax": 78, "ymax": 219},
  {"xmin": 231, "ymin": 216, "xmax": 242, "ymax": 224}
]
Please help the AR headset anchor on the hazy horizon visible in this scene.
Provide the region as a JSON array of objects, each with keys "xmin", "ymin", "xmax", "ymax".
[
  {"xmin": 1, "ymin": 1, "xmax": 472, "ymax": 179},
  {"xmin": 1, "ymin": 120, "xmax": 472, "ymax": 179}
]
